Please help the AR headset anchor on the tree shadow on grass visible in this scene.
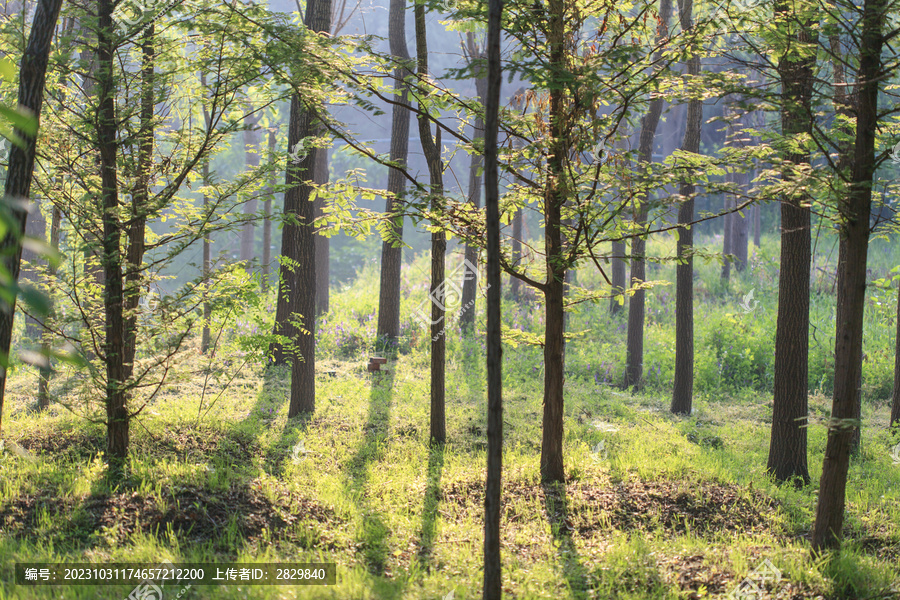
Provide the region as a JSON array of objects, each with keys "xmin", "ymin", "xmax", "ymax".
[
  {"xmin": 345, "ymin": 369, "xmax": 396, "ymax": 580},
  {"xmin": 543, "ymin": 481, "xmax": 592, "ymax": 600},
  {"xmin": 416, "ymin": 442, "xmax": 445, "ymax": 565}
]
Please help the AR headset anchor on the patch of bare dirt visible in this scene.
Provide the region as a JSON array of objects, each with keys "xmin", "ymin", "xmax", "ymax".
[{"xmin": 0, "ymin": 484, "xmax": 343, "ymax": 549}]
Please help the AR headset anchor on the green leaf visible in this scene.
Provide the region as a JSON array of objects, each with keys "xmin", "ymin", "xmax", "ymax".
[
  {"xmin": 0, "ymin": 105, "xmax": 38, "ymax": 136},
  {"xmin": 0, "ymin": 57, "xmax": 15, "ymax": 82}
]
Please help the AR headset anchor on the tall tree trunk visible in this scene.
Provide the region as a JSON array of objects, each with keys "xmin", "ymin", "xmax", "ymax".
[
  {"xmin": 240, "ymin": 112, "xmax": 260, "ymax": 268},
  {"xmin": 283, "ymin": 0, "xmax": 331, "ymax": 415},
  {"xmin": 200, "ymin": 71, "xmax": 212, "ymax": 354},
  {"xmin": 271, "ymin": 0, "xmax": 331, "ymax": 373},
  {"xmin": 609, "ymin": 239, "xmax": 625, "ymax": 315},
  {"xmin": 510, "ymin": 208, "xmax": 523, "ymax": 301},
  {"xmin": 37, "ymin": 206, "xmax": 60, "ymax": 409},
  {"xmin": 671, "ymin": 0, "xmax": 701, "ymax": 415},
  {"xmin": 753, "ymin": 203, "xmax": 761, "ymax": 247},
  {"xmin": 623, "ymin": 0, "xmax": 671, "ymax": 390},
  {"xmin": 415, "ymin": 0, "xmax": 446, "ymax": 445},
  {"xmin": 721, "ymin": 196, "xmax": 733, "ymax": 280},
  {"xmin": 314, "ymin": 148, "xmax": 329, "ymax": 314},
  {"xmin": 0, "ymin": 0, "xmax": 64, "ymax": 437},
  {"xmin": 812, "ymin": 0, "xmax": 884, "ymax": 550},
  {"xmin": 766, "ymin": 3, "xmax": 817, "ymax": 486},
  {"xmin": 375, "ymin": 0, "xmax": 411, "ymax": 345},
  {"xmin": 482, "ymin": 0, "xmax": 503, "ymax": 592},
  {"xmin": 460, "ymin": 33, "xmax": 486, "ymax": 332},
  {"xmin": 539, "ymin": 0, "xmax": 571, "ymax": 484},
  {"xmin": 123, "ymin": 24, "xmax": 155, "ymax": 373},
  {"xmin": 892, "ymin": 277, "xmax": 900, "ymax": 427},
  {"xmin": 97, "ymin": 0, "xmax": 128, "ymax": 468},
  {"xmin": 21, "ymin": 206, "xmax": 46, "ymax": 342},
  {"xmin": 262, "ymin": 129, "xmax": 276, "ymax": 290},
  {"xmin": 201, "ymin": 158, "xmax": 212, "ymax": 354}
]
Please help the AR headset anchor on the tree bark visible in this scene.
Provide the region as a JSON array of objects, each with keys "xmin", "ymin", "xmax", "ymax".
[
  {"xmin": 240, "ymin": 112, "xmax": 260, "ymax": 268},
  {"xmin": 482, "ymin": 0, "xmax": 503, "ymax": 592},
  {"xmin": 812, "ymin": 0, "xmax": 883, "ymax": 550},
  {"xmin": 766, "ymin": 1, "xmax": 817, "ymax": 486},
  {"xmin": 414, "ymin": 0, "xmax": 446, "ymax": 445},
  {"xmin": 271, "ymin": 0, "xmax": 331, "ymax": 375},
  {"xmin": 892, "ymin": 277, "xmax": 900, "ymax": 427},
  {"xmin": 123, "ymin": 24, "xmax": 155, "ymax": 374},
  {"xmin": 375, "ymin": 0, "xmax": 411, "ymax": 345},
  {"xmin": 460, "ymin": 33, "xmax": 486, "ymax": 333},
  {"xmin": 539, "ymin": 0, "xmax": 571, "ymax": 484},
  {"xmin": 262, "ymin": 129, "xmax": 276, "ymax": 290},
  {"xmin": 314, "ymin": 148, "xmax": 329, "ymax": 314},
  {"xmin": 482, "ymin": 0, "xmax": 503, "ymax": 600},
  {"xmin": 97, "ymin": 0, "xmax": 129, "ymax": 468},
  {"xmin": 37, "ymin": 205, "xmax": 60, "ymax": 409},
  {"xmin": 0, "ymin": 0, "xmax": 64, "ymax": 437},
  {"xmin": 609, "ymin": 240, "xmax": 625, "ymax": 315},
  {"xmin": 624, "ymin": 0, "xmax": 671, "ymax": 391},
  {"xmin": 753, "ymin": 202, "xmax": 761, "ymax": 248},
  {"xmin": 721, "ymin": 196, "xmax": 733, "ymax": 280},
  {"xmin": 510, "ymin": 208, "xmax": 523, "ymax": 301},
  {"xmin": 671, "ymin": 0, "xmax": 701, "ymax": 415}
]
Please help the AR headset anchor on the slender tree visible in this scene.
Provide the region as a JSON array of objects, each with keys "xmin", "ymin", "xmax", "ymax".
[
  {"xmin": 892, "ymin": 277, "xmax": 900, "ymax": 427},
  {"xmin": 766, "ymin": 0, "xmax": 817, "ymax": 485},
  {"xmin": 375, "ymin": 0, "xmax": 412, "ymax": 345},
  {"xmin": 96, "ymin": 0, "xmax": 129, "ymax": 466},
  {"xmin": 812, "ymin": 0, "xmax": 885, "ymax": 550},
  {"xmin": 482, "ymin": 0, "xmax": 503, "ymax": 591},
  {"xmin": 671, "ymin": 0, "xmax": 701, "ymax": 415},
  {"xmin": 314, "ymin": 147, "xmax": 330, "ymax": 314},
  {"xmin": 459, "ymin": 33, "xmax": 487, "ymax": 332},
  {"xmin": 270, "ymin": 0, "xmax": 331, "ymax": 386},
  {"xmin": 262, "ymin": 128, "xmax": 276, "ymax": 289},
  {"xmin": 240, "ymin": 111, "xmax": 261, "ymax": 267},
  {"xmin": 0, "ymin": 0, "xmax": 64, "ymax": 437},
  {"xmin": 623, "ymin": 0, "xmax": 672, "ymax": 390},
  {"xmin": 414, "ymin": 0, "xmax": 446, "ymax": 444}
]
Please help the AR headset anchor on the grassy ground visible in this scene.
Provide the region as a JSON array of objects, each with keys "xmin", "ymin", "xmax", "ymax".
[{"xmin": 0, "ymin": 233, "xmax": 899, "ymax": 599}]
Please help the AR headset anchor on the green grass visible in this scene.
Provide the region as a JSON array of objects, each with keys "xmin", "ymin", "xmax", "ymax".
[{"xmin": 0, "ymin": 233, "xmax": 899, "ymax": 599}]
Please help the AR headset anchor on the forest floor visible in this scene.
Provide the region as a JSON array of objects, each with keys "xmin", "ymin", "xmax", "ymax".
[
  {"xmin": 0, "ymin": 343, "xmax": 898, "ymax": 599},
  {"xmin": 2, "ymin": 235, "xmax": 900, "ymax": 599}
]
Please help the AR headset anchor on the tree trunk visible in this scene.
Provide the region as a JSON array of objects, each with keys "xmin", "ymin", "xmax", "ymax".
[
  {"xmin": 538, "ymin": 0, "xmax": 571, "ymax": 484},
  {"xmin": 812, "ymin": 0, "xmax": 883, "ymax": 550},
  {"xmin": 721, "ymin": 197, "xmax": 733, "ymax": 280},
  {"xmin": 123, "ymin": 24, "xmax": 155, "ymax": 373},
  {"xmin": 460, "ymin": 33, "xmax": 486, "ymax": 333},
  {"xmin": 753, "ymin": 202, "xmax": 761, "ymax": 247},
  {"xmin": 314, "ymin": 148, "xmax": 329, "ymax": 315},
  {"xmin": 415, "ymin": 0, "xmax": 446, "ymax": 445},
  {"xmin": 624, "ymin": 0, "xmax": 670, "ymax": 391},
  {"xmin": 200, "ymin": 71, "xmax": 212, "ymax": 354},
  {"xmin": 97, "ymin": 0, "xmax": 129, "ymax": 468},
  {"xmin": 21, "ymin": 206, "xmax": 46, "ymax": 342},
  {"xmin": 283, "ymin": 0, "xmax": 331, "ymax": 415},
  {"xmin": 240, "ymin": 113, "xmax": 260, "ymax": 268},
  {"xmin": 0, "ymin": 0, "xmax": 64, "ymax": 437},
  {"xmin": 271, "ymin": 0, "xmax": 331, "ymax": 372},
  {"xmin": 482, "ymin": 0, "xmax": 503, "ymax": 592},
  {"xmin": 37, "ymin": 206, "xmax": 60, "ymax": 409},
  {"xmin": 609, "ymin": 240, "xmax": 625, "ymax": 315},
  {"xmin": 201, "ymin": 157, "xmax": 212, "ymax": 354},
  {"xmin": 510, "ymin": 208, "xmax": 523, "ymax": 301},
  {"xmin": 671, "ymin": 0, "xmax": 701, "ymax": 415},
  {"xmin": 891, "ymin": 277, "xmax": 900, "ymax": 428},
  {"xmin": 375, "ymin": 0, "xmax": 411, "ymax": 345},
  {"xmin": 262, "ymin": 129, "xmax": 276, "ymax": 290},
  {"xmin": 766, "ymin": 1, "xmax": 817, "ymax": 486}
]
